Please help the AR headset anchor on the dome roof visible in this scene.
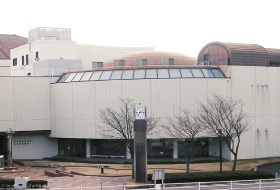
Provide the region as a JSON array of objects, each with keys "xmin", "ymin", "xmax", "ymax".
[{"xmin": 104, "ymin": 51, "xmax": 196, "ymax": 67}]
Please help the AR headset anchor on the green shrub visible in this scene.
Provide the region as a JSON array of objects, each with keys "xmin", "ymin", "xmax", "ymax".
[
  {"xmin": 0, "ymin": 178, "xmax": 15, "ymax": 188},
  {"xmin": 148, "ymin": 170, "xmax": 275, "ymax": 183},
  {"xmin": 28, "ymin": 180, "xmax": 48, "ymax": 188}
]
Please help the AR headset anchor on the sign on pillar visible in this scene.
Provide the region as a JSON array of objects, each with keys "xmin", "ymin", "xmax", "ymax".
[{"xmin": 134, "ymin": 105, "xmax": 147, "ymax": 183}]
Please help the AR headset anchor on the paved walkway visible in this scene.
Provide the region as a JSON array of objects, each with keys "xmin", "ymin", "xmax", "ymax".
[{"xmin": 0, "ymin": 166, "xmax": 132, "ymax": 188}]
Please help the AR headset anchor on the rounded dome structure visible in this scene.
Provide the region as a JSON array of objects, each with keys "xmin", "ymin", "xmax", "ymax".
[{"xmin": 103, "ymin": 51, "xmax": 197, "ymax": 68}]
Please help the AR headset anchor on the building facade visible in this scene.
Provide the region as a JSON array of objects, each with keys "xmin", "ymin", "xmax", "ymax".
[{"xmin": 1, "ymin": 41, "xmax": 280, "ymax": 162}]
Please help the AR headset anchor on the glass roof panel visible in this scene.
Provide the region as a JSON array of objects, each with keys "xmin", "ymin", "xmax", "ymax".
[
  {"xmin": 169, "ymin": 69, "xmax": 181, "ymax": 78},
  {"xmin": 99, "ymin": 70, "xmax": 112, "ymax": 80},
  {"xmin": 65, "ymin": 73, "xmax": 76, "ymax": 82},
  {"xmin": 134, "ymin": 70, "xmax": 145, "ymax": 79},
  {"xmin": 111, "ymin": 70, "xmax": 123, "ymax": 80},
  {"xmin": 72, "ymin": 72, "xmax": 84, "ymax": 81},
  {"xmin": 191, "ymin": 69, "xmax": 204, "ymax": 78},
  {"xmin": 57, "ymin": 74, "xmax": 69, "ymax": 83},
  {"xmin": 90, "ymin": 71, "xmax": 102, "ymax": 81},
  {"xmin": 158, "ymin": 69, "xmax": 169, "ymax": 78},
  {"xmin": 146, "ymin": 69, "xmax": 157, "ymax": 79},
  {"xmin": 122, "ymin": 70, "xmax": 134, "ymax": 79},
  {"xmin": 202, "ymin": 69, "xmax": 214, "ymax": 78},
  {"xmin": 212, "ymin": 69, "xmax": 224, "ymax": 78},
  {"xmin": 180, "ymin": 69, "xmax": 193, "ymax": 78},
  {"xmin": 80, "ymin": 72, "xmax": 93, "ymax": 81}
]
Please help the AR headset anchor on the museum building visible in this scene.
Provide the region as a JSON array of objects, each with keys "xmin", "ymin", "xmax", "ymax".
[{"xmin": 1, "ymin": 29, "xmax": 280, "ymax": 161}]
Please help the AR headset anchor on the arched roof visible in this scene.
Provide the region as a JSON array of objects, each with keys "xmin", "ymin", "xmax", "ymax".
[
  {"xmin": 104, "ymin": 51, "xmax": 196, "ymax": 67},
  {"xmin": 199, "ymin": 42, "xmax": 268, "ymax": 56},
  {"xmin": 198, "ymin": 42, "xmax": 269, "ymax": 66},
  {"xmin": 266, "ymin": 48, "xmax": 280, "ymax": 64}
]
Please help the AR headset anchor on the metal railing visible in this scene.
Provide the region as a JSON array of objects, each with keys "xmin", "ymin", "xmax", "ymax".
[{"xmin": 44, "ymin": 178, "xmax": 280, "ymax": 190}]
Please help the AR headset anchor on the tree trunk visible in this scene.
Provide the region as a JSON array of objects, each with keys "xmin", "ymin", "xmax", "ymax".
[
  {"xmin": 186, "ymin": 157, "xmax": 190, "ymax": 173},
  {"xmin": 232, "ymin": 153, "xmax": 237, "ymax": 171}
]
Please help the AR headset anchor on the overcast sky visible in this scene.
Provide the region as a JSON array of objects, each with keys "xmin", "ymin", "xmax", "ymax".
[{"xmin": 2, "ymin": 0, "xmax": 280, "ymax": 58}]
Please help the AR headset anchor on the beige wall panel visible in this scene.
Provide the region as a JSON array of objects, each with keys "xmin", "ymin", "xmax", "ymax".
[
  {"xmin": 180, "ymin": 79, "xmax": 208, "ymax": 111},
  {"xmin": 73, "ymin": 120, "xmax": 95, "ymax": 138},
  {"xmin": 236, "ymin": 116, "xmax": 256, "ymax": 159},
  {"xmin": 54, "ymin": 119, "xmax": 74, "ymax": 138},
  {"xmin": 12, "ymin": 135, "xmax": 57, "ymax": 159},
  {"xmin": 53, "ymin": 83, "xmax": 73, "ymax": 120},
  {"xmin": 255, "ymin": 67, "xmax": 278, "ymax": 116},
  {"xmin": 231, "ymin": 66, "xmax": 256, "ymax": 117},
  {"xmin": 72, "ymin": 82, "xmax": 95, "ymax": 120},
  {"xmin": 255, "ymin": 116, "xmax": 279, "ymax": 158},
  {"xmin": 0, "ymin": 78, "xmax": 14, "ymax": 122},
  {"xmin": 0, "ymin": 121, "xmax": 14, "ymax": 131}
]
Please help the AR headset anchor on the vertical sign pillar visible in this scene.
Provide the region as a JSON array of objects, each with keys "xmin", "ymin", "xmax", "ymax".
[{"xmin": 134, "ymin": 120, "xmax": 147, "ymax": 183}]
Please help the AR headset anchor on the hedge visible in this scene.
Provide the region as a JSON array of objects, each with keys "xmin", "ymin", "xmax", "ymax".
[
  {"xmin": 28, "ymin": 180, "xmax": 48, "ymax": 188},
  {"xmin": 0, "ymin": 178, "xmax": 15, "ymax": 188},
  {"xmin": 148, "ymin": 170, "xmax": 275, "ymax": 183}
]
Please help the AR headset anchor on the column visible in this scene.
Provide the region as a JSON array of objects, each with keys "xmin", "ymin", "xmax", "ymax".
[
  {"xmin": 173, "ymin": 140, "xmax": 178, "ymax": 159},
  {"xmin": 86, "ymin": 139, "xmax": 91, "ymax": 158}
]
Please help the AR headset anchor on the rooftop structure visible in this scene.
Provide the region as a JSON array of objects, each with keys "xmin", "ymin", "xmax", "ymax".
[{"xmin": 0, "ymin": 34, "xmax": 27, "ymax": 59}]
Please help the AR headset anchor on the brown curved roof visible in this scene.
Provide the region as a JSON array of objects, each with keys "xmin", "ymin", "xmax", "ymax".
[
  {"xmin": 104, "ymin": 51, "xmax": 196, "ymax": 67},
  {"xmin": 0, "ymin": 34, "xmax": 28, "ymax": 59},
  {"xmin": 266, "ymin": 48, "xmax": 280, "ymax": 64},
  {"xmin": 198, "ymin": 42, "xmax": 269, "ymax": 66}
]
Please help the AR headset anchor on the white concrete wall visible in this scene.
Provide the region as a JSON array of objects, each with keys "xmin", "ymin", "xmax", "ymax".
[
  {"xmin": 0, "ymin": 59, "xmax": 10, "ymax": 76},
  {"xmin": 51, "ymin": 78, "xmax": 229, "ymax": 139},
  {"xmin": 77, "ymin": 45, "xmax": 154, "ymax": 69},
  {"xmin": 231, "ymin": 66, "xmax": 280, "ymax": 160},
  {"xmin": 11, "ymin": 40, "xmax": 77, "ymax": 76},
  {"xmin": 12, "ymin": 135, "xmax": 58, "ymax": 159},
  {"xmin": 0, "ymin": 77, "xmax": 57, "ymax": 132}
]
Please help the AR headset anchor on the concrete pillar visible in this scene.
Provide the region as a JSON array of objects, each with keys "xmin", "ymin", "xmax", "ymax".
[
  {"xmin": 126, "ymin": 143, "xmax": 131, "ymax": 159},
  {"xmin": 173, "ymin": 140, "xmax": 178, "ymax": 159},
  {"xmin": 86, "ymin": 139, "xmax": 91, "ymax": 158}
]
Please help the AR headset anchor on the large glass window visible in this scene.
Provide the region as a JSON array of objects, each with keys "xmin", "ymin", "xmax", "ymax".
[
  {"xmin": 212, "ymin": 69, "xmax": 224, "ymax": 78},
  {"xmin": 65, "ymin": 73, "xmax": 76, "ymax": 82},
  {"xmin": 57, "ymin": 74, "xmax": 69, "ymax": 83},
  {"xmin": 122, "ymin": 70, "xmax": 134, "ymax": 79},
  {"xmin": 134, "ymin": 70, "xmax": 145, "ymax": 79},
  {"xmin": 136, "ymin": 59, "xmax": 148, "ymax": 66},
  {"xmin": 169, "ymin": 69, "xmax": 181, "ymax": 78},
  {"xmin": 114, "ymin": 60, "xmax": 125, "ymax": 67},
  {"xmin": 158, "ymin": 69, "xmax": 169, "ymax": 78},
  {"xmin": 202, "ymin": 69, "xmax": 214, "ymax": 78},
  {"xmin": 191, "ymin": 69, "xmax": 204, "ymax": 78},
  {"xmin": 72, "ymin": 72, "xmax": 84, "ymax": 81},
  {"xmin": 80, "ymin": 72, "xmax": 93, "ymax": 81},
  {"xmin": 110, "ymin": 70, "xmax": 123, "ymax": 80},
  {"xmin": 99, "ymin": 71, "xmax": 112, "ymax": 80},
  {"xmin": 90, "ymin": 71, "xmax": 102, "ymax": 80},
  {"xmin": 146, "ymin": 69, "xmax": 157, "ymax": 78},
  {"xmin": 180, "ymin": 69, "xmax": 193, "ymax": 78}
]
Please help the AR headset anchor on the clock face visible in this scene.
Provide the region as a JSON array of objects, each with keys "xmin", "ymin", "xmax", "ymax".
[{"xmin": 135, "ymin": 106, "xmax": 146, "ymax": 120}]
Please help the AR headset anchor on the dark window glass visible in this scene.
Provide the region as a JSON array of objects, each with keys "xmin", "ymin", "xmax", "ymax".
[
  {"xmin": 22, "ymin": 56, "xmax": 24, "ymax": 65},
  {"xmin": 13, "ymin": 58, "xmax": 17, "ymax": 66},
  {"xmin": 169, "ymin": 58, "xmax": 174, "ymax": 65},
  {"xmin": 26, "ymin": 55, "xmax": 29, "ymax": 65},
  {"xmin": 36, "ymin": 52, "xmax": 39, "ymax": 59},
  {"xmin": 114, "ymin": 60, "xmax": 125, "ymax": 67},
  {"xmin": 204, "ymin": 54, "xmax": 209, "ymax": 61}
]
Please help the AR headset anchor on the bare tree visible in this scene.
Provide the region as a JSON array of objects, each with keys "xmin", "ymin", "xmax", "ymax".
[
  {"xmin": 164, "ymin": 109, "xmax": 204, "ymax": 173},
  {"xmin": 197, "ymin": 94, "xmax": 249, "ymax": 171},
  {"xmin": 99, "ymin": 98, "xmax": 158, "ymax": 178}
]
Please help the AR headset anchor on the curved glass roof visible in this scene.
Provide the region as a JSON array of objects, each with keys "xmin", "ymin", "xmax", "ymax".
[{"xmin": 57, "ymin": 68, "xmax": 225, "ymax": 83}]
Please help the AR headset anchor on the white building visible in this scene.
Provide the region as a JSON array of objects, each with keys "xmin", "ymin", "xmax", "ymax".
[
  {"xmin": 0, "ymin": 34, "xmax": 27, "ymax": 76},
  {"xmin": 1, "ymin": 39, "xmax": 280, "ymax": 162},
  {"xmin": 10, "ymin": 27, "xmax": 154, "ymax": 76}
]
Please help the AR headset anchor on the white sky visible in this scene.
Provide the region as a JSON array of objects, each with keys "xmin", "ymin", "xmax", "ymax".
[{"xmin": 2, "ymin": 0, "xmax": 280, "ymax": 58}]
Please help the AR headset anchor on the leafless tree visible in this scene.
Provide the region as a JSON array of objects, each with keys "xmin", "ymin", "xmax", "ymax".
[
  {"xmin": 163, "ymin": 109, "xmax": 204, "ymax": 173},
  {"xmin": 197, "ymin": 94, "xmax": 249, "ymax": 171},
  {"xmin": 99, "ymin": 98, "xmax": 158, "ymax": 178}
]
